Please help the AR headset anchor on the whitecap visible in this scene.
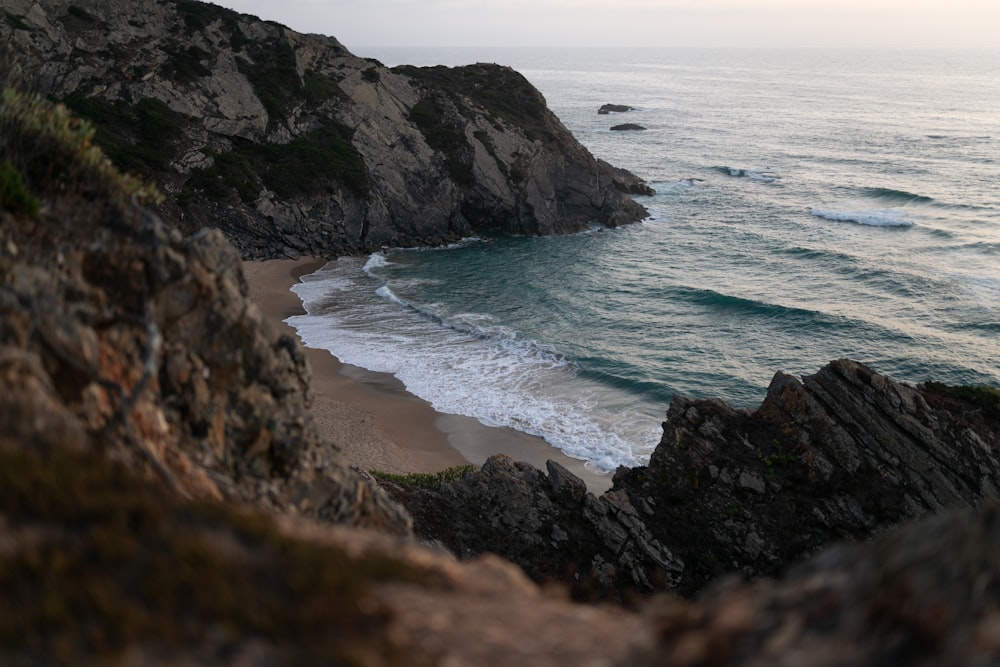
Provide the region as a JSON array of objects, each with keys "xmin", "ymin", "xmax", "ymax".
[{"xmin": 362, "ymin": 251, "xmax": 391, "ymax": 274}]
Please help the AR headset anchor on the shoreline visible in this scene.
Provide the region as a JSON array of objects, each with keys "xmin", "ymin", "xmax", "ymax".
[{"xmin": 243, "ymin": 257, "xmax": 612, "ymax": 494}]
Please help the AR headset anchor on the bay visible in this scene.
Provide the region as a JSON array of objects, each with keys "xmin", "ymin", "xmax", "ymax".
[{"xmin": 288, "ymin": 48, "xmax": 1000, "ymax": 472}]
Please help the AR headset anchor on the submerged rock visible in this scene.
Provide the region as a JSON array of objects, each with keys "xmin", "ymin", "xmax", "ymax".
[
  {"xmin": 599, "ymin": 103, "xmax": 636, "ymax": 114},
  {"xmin": 611, "ymin": 123, "xmax": 647, "ymax": 131}
]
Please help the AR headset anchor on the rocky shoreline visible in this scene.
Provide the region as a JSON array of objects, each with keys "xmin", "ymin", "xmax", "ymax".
[
  {"xmin": 382, "ymin": 359, "xmax": 1000, "ymax": 600},
  {"xmin": 1, "ymin": 1, "xmax": 999, "ymax": 664}
]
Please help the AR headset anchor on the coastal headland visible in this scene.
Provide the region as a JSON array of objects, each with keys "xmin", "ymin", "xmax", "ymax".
[{"xmin": 1, "ymin": 0, "xmax": 999, "ymax": 664}]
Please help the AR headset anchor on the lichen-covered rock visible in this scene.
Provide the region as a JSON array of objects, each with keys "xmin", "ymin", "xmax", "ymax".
[{"xmin": 1, "ymin": 0, "xmax": 651, "ymax": 259}]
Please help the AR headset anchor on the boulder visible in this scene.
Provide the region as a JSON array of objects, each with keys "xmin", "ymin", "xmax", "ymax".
[{"xmin": 611, "ymin": 123, "xmax": 647, "ymax": 131}]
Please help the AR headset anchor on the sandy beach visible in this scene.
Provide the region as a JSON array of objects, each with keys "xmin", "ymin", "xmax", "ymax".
[{"xmin": 243, "ymin": 258, "xmax": 612, "ymax": 494}]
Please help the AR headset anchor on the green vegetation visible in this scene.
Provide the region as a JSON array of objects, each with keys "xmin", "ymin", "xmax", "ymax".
[
  {"xmin": 237, "ymin": 38, "xmax": 302, "ymax": 126},
  {"xmin": 397, "ymin": 63, "xmax": 551, "ymax": 141},
  {"xmin": 185, "ymin": 119, "xmax": 368, "ymax": 203},
  {"xmin": 176, "ymin": 0, "xmax": 238, "ymax": 32},
  {"xmin": 161, "ymin": 43, "xmax": 212, "ymax": 83},
  {"xmin": 924, "ymin": 381, "xmax": 1000, "ymax": 422},
  {"xmin": 362, "ymin": 67, "xmax": 380, "ymax": 83},
  {"xmin": 303, "ymin": 69, "xmax": 340, "ymax": 104},
  {"xmin": 0, "ymin": 444, "xmax": 434, "ymax": 662},
  {"xmin": 756, "ymin": 439, "xmax": 806, "ymax": 485},
  {"xmin": 62, "ymin": 93, "xmax": 186, "ymax": 176},
  {"xmin": 0, "ymin": 160, "xmax": 39, "ymax": 217},
  {"xmin": 409, "ymin": 97, "xmax": 474, "ymax": 187},
  {"xmin": 0, "ymin": 89, "xmax": 160, "ymax": 205},
  {"xmin": 372, "ymin": 464, "xmax": 477, "ymax": 490}
]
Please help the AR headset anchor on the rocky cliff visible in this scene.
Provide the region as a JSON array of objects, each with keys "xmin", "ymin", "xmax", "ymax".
[
  {"xmin": 384, "ymin": 359, "xmax": 1000, "ymax": 599},
  {"xmin": 0, "ymin": 0, "xmax": 651, "ymax": 258},
  {"xmin": 2, "ymin": 88, "xmax": 999, "ymax": 666},
  {"xmin": 0, "ymin": 88, "xmax": 409, "ymax": 532}
]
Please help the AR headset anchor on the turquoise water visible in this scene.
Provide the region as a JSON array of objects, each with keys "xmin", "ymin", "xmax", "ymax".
[{"xmin": 289, "ymin": 49, "xmax": 1000, "ymax": 472}]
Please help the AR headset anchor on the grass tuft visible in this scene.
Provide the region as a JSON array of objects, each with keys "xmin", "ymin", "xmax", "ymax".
[{"xmin": 371, "ymin": 464, "xmax": 477, "ymax": 490}]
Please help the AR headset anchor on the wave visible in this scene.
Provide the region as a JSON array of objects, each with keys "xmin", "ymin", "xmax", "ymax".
[
  {"xmin": 671, "ymin": 285, "xmax": 852, "ymax": 329},
  {"xmin": 859, "ymin": 187, "xmax": 935, "ymax": 204},
  {"xmin": 362, "ymin": 251, "xmax": 391, "ymax": 275},
  {"xmin": 289, "ymin": 275, "xmax": 658, "ymax": 472},
  {"xmin": 374, "ymin": 285, "xmax": 568, "ymax": 366},
  {"xmin": 810, "ymin": 207, "xmax": 914, "ymax": 227},
  {"xmin": 711, "ymin": 165, "xmax": 779, "ymax": 183}
]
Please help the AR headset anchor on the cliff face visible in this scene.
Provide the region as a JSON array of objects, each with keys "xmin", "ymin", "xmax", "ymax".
[{"xmin": 1, "ymin": 0, "xmax": 651, "ymax": 258}]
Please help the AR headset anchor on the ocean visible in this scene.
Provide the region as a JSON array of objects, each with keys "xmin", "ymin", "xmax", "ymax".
[{"xmin": 287, "ymin": 48, "xmax": 1000, "ymax": 474}]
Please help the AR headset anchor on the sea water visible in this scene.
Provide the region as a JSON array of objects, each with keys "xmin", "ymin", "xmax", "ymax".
[{"xmin": 287, "ymin": 48, "xmax": 1000, "ymax": 473}]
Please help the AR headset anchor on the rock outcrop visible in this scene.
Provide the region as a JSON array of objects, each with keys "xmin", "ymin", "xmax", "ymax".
[
  {"xmin": 385, "ymin": 359, "xmax": 1000, "ymax": 599},
  {"xmin": 4, "ymin": 434, "xmax": 998, "ymax": 665},
  {"xmin": 611, "ymin": 123, "xmax": 647, "ymax": 131},
  {"xmin": 380, "ymin": 455, "xmax": 684, "ymax": 600},
  {"xmin": 632, "ymin": 500, "xmax": 1000, "ymax": 667},
  {"xmin": 0, "ymin": 89, "xmax": 410, "ymax": 533},
  {"xmin": 1, "ymin": 0, "xmax": 651, "ymax": 258}
]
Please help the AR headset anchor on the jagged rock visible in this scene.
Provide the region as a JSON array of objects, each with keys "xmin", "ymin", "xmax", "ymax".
[
  {"xmin": 633, "ymin": 501, "xmax": 1000, "ymax": 667},
  {"xmin": 611, "ymin": 123, "xmax": 647, "ymax": 131},
  {"xmin": 380, "ymin": 454, "xmax": 684, "ymax": 600},
  {"xmin": 0, "ymin": 90, "xmax": 411, "ymax": 534},
  {"xmin": 4, "ymin": 432, "xmax": 997, "ymax": 665},
  {"xmin": 385, "ymin": 359, "xmax": 1000, "ymax": 599},
  {"xmin": 599, "ymin": 103, "xmax": 635, "ymax": 114},
  {"xmin": 614, "ymin": 358, "xmax": 1000, "ymax": 595},
  {"xmin": 599, "ymin": 158, "xmax": 656, "ymax": 196},
  {"xmin": 1, "ymin": 0, "xmax": 652, "ymax": 259}
]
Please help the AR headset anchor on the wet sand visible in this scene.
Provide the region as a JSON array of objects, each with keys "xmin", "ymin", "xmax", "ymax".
[{"xmin": 243, "ymin": 258, "xmax": 612, "ymax": 494}]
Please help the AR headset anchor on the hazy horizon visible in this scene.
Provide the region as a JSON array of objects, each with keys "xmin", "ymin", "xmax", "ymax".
[{"xmin": 212, "ymin": 0, "xmax": 999, "ymax": 51}]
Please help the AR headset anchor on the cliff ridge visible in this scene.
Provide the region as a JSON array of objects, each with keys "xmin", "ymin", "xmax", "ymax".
[{"xmin": 1, "ymin": 0, "xmax": 651, "ymax": 258}]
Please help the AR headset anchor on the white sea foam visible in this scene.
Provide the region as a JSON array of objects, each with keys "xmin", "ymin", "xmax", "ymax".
[
  {"xmin": 362, "ymin": 251, "xmax": 391, "ymax": 274},
  {"xmin": 721, "ymin": 166, "xmax": 779, "ymax": 183},
  {"xmin": 810, "ymin": 207, "xmax": 914, "ymax": 227},
  {"xmin": 285, "ymin": 262, "xmax": 661, "ymax": 472}
]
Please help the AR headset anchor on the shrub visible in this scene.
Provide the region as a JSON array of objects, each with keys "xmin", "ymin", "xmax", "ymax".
[
  {"xmin": 0, "ymin": 89, "xmax": 161, "ymax": 205},
  {"xmin": 924, "ymin": 380, "xmax": 1000, "ymax": 422},
  {"xmin": 0, "ymin": 160, "xmax": 39, "ymax": 216}
]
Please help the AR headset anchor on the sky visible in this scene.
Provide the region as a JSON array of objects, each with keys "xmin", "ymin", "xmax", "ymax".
[{"xmin": 211, "ymin": 0, "xmax": 1000, "ymax": 50}]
